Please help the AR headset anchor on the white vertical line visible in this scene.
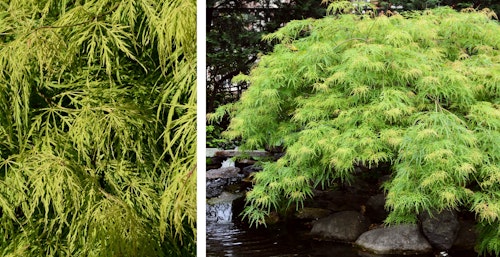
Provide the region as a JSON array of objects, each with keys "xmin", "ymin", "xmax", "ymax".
[{"xmin": 196, "ymin": 0, "xmax": 207, "ymax": 256}]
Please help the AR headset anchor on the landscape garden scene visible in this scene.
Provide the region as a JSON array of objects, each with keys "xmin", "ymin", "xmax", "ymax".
[
  {"xmin": 0, "ymin": 0, "xmax": 196, "ymax": 256},
  {"xmin": 207, "ymin": 0, "xmax": 500, "ymax": 256}
]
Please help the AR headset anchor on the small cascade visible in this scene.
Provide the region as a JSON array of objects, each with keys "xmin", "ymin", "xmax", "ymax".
[{"xmin": 221, "ymin": 158, "xmax": 236, "ymax": 168}]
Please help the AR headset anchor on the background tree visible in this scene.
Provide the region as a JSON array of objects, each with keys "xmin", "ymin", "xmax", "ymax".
[
  {"xmin": 0, "ymin": 0, "xmax": 196, "ymax": 256},
  {"xmin": 213, "ymin": 4, "xmax": 500, "ymax": 256},
  {"xmin": 388, "ymin": 0, "xmax": 499, "ymax": 13},
  {"xmin": 206, "ymin": 1, "xmax": 325, "ymax": 147}
]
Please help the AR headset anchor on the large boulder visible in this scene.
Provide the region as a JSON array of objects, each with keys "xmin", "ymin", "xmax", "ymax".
[
  {"xmin": 310, "ymin": 211, "xmax": 370, "ymax": 242},
  {"xmin": 355, "ymin": 224, "xmax": 433, "ymax": 255},
  {"xmin": 206, "ymin": 166, "xmax": 242, "ymax": 179},
  {"xmin": 419, "ymin": 210, "xmax": 460, "ymax": 250}
]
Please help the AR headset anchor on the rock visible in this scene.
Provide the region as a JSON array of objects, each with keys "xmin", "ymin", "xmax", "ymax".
[
  {"xmin": 206, "ymin": 178, "xmax": 227, "ymax": 198},
  {"xmin": 206, "ymin": 148, "xmax": 223, "ymax": 157},
  {"xmin": 215, "ymin": 149, "xmax": 271, "ymax": 158},
  {"xmin": 236, "ymin": 158, "xmax": 257, "ymax": 165},
  {"xmin": 365, "ymin": 194, "xmax": 388, "ymax": 223},
  {"xmin": 206, "ymin": 167, "xmax": 244, "ymax": 198},
  {"xmin": 310, "ymin": 211, "xmax": 370, "ymax": 242},
  {"xmin": 242, "ymin": 164, "xmax": 263, "ymax": 176},
  {"xmin": 419, "ymin": 210, "xmax": 460, "ymax": 250},
  {"xmin": 355, "ymin": 224, "xmax": 433, "ymax": 255},
  {"xmin": 207, "ymin": 191, "xmax": 244, "ymax": 205},
  {"xmin": 206, "ymin": 166, "xmax": 242, "ymax": 179},
  {"xmin": 206, "ymin": 156, "xmax": 225, "ymax": 169},
  {"xmin": 265, "ymin": 211, "xmax": 280, "ymax": 225},
  {"xmin": 295, "ymin": 207, "xmax": 331, "ymax": 220},
  {"xmin": 453, "ymin": 219, "xmax": 478, "ymax": 250}
]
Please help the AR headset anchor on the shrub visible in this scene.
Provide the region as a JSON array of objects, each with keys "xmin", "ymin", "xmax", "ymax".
[{"xmin": 216, "ymin": 5, "xmax": 500, "ymax": 255}]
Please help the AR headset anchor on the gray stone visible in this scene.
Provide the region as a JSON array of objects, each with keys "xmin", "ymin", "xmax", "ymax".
[
  {"xmin": 355, "ymin": 224, "xmax": 433, "ymax": 255},
  {"xmin": 310, "ymin": 211, "xmax": 370, "ymax": 242},
  {"xmin": 206, "ymin": 148, "xmax": 223, "ymax": 157},
  {"xmin": 206, "ymin": 167, "xmax": 244, "ymax": 198},
  {"xmin": 206, "ymin": 166, "xmax": 242, "ymax": 179},
  {"xmin": 419, "ymin": 210, "xmax": 460, "ymax": 250},
  {"xmin": 206, "ymin": 178, "xmax": 226, "ymax": 198}
]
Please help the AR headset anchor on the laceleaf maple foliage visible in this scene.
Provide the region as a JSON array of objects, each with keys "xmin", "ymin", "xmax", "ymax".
[
  {"xmin": 0, "ymin": 0, "xmax": 195, "ymax": 256},
  {"xmin": 214, "ymin": 4, "xmax": 500, "ymax": 255}
]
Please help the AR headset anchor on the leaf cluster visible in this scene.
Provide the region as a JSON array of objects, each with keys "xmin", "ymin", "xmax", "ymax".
[{"xmin": 0, "ymin": 0, "xmax": 196, "ymax": 256}]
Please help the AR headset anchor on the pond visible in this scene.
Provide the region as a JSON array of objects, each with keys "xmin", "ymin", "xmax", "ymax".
[{"xmin": 206, "ymin": 197, "xmax": 483, "ymax": 257}]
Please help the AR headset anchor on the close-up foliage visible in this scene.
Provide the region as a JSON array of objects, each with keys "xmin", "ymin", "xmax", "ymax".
[
  {"xmin": 0, "ymin": 0, "xmax": 196, "ymax": 256},
  {"xmin": 213, "ymin": 4, "xmax": 499, "ymax": 256}
]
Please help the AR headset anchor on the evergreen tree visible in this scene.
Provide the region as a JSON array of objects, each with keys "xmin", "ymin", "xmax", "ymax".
[
  {"xmin": 214, "ymin": 3, "xmax": 500, "ymax": 255},
  {"xmin": 0, "ymin": 0, "xmax": 196, "ymax": 256}
]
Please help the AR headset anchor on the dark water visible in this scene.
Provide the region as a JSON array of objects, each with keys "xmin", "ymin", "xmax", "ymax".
[
  {"xmin": 207, "ymin": 221, "xmax": 361, "ymax": 256},
  {"xmin": 207, "ymin": 200, "xmax": 483, "ymax": 257}
]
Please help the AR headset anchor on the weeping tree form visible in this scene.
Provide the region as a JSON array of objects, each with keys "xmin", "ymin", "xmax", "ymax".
[
  {"xmin": 214, "ymin": 3, "xmax": 500, "ymax": 255},
  {"xmin": 0, "ymin": 0, "xmax": 196, "ymax": 256}
]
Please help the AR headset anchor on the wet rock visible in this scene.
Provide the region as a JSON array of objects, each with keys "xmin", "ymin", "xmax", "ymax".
[
  {"xmin": 453, "ymin": 219, "xmax": 478, "ymax": 250},
  {"xmin": 206, "ymin": 167, "xmax": 244, "ymax": 198},
  {"xmin": 419, "ymin": 210, "xmax": 460, "ymax": 250},
  {"xmin": 206, "ymin": 178, "xmax": 226, "ymax": 198},
  {"xmin": 310, "ymin": 211, "xmax": 370, "ymax": 242},
  {"xmin": 365, "ymin": 194, "xmax": 388, "ymax": 223},
  {"xmin": 242, "ymin": 164, "xmax": 263, "ymax": 176},
  {"xmin": 236, "ymin": 158, "xmax": 257, "ymax": 165},
  {"xmin": 294, "ymin": 207, "xmax": 331, "ymax": 220},
  {"xmin": 355, "ymin": 224, "xmax": 433, "ymax": 255},
  {"xmin": 207, "ymin": 191, "xmax": 244, "ymax": 205}
]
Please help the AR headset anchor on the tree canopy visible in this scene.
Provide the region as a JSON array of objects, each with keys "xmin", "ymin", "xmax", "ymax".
[
  {"xmin": 0, "ymin": 0, "xmax": 196, "ymax": 256},
  {"xmin": 214, "ymin": 4, "xmax": 500, "ymax": 255}
]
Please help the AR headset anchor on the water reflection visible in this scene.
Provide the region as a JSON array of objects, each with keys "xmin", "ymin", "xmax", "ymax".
[
  {"xmin": 206, "ymin": 194, "xmax": 479, "ymax": 257},
  {"xmin": 206, "ymin": 199, "xmax": 359, "ymax": 257}
]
